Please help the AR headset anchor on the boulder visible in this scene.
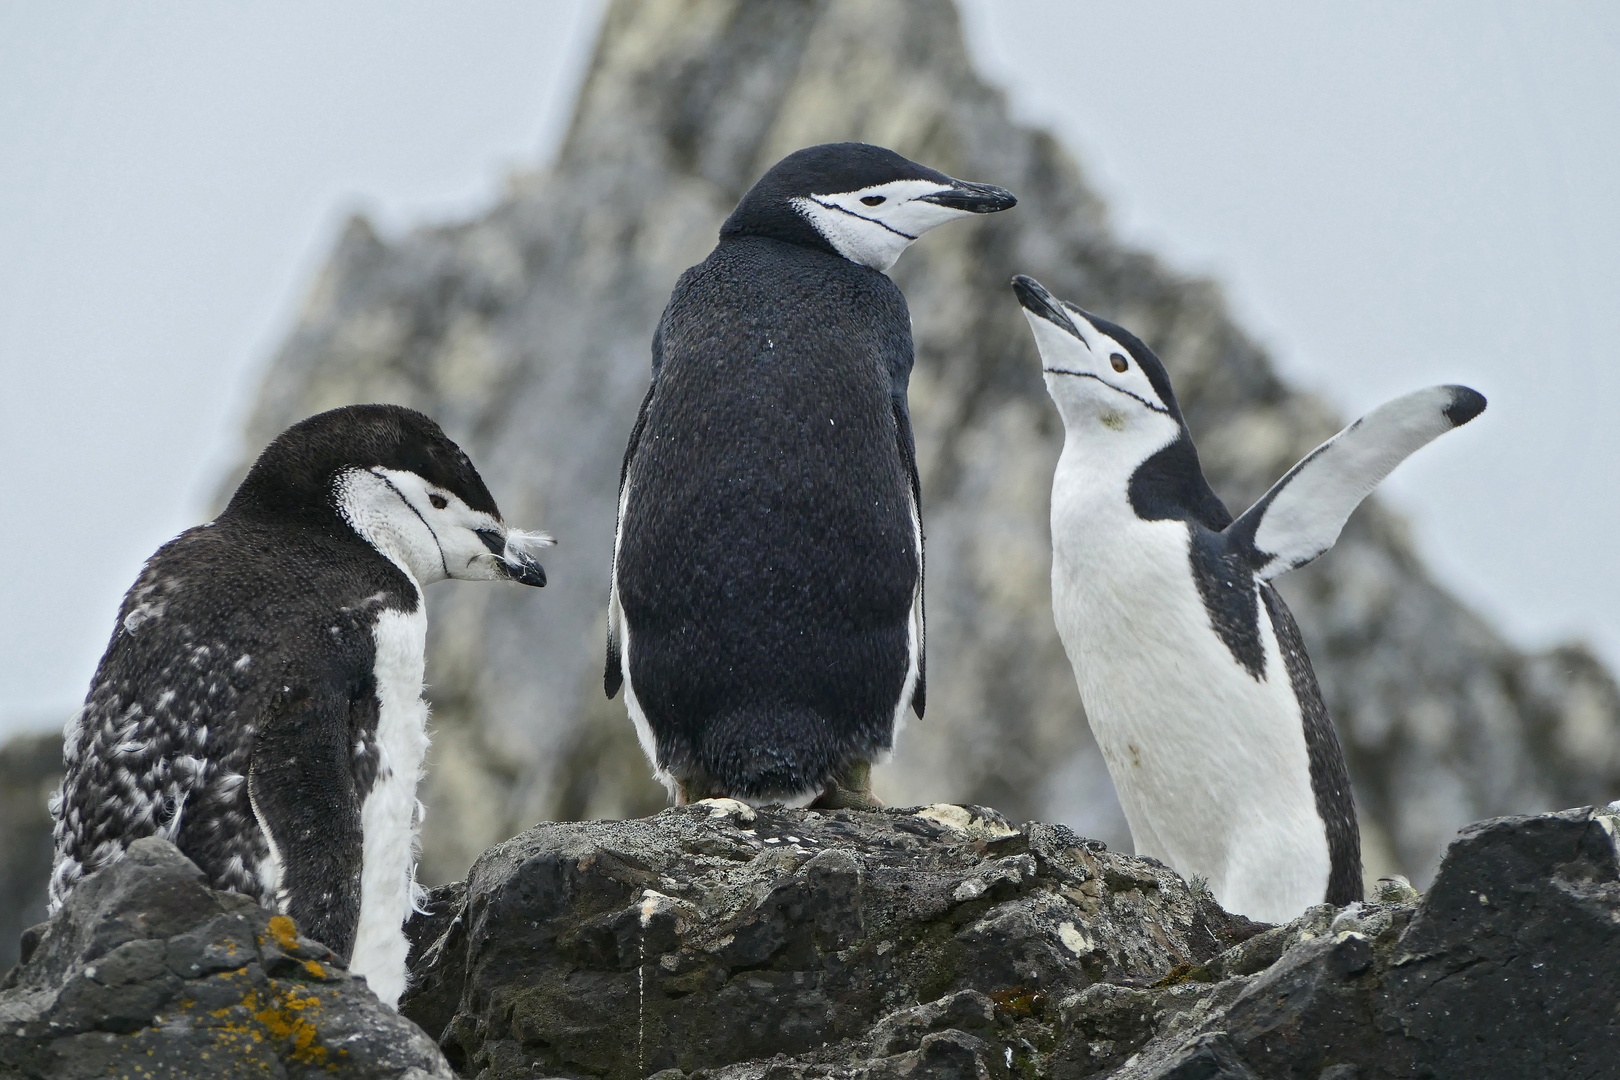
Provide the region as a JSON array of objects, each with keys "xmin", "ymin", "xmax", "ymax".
[
  {"xmin": 402, "ymin": 801, "xmax": 1257, "ymax": 1077},
  {"xmin": 0, "ymin": 836, "xmax": 452, "ymax": 1080},
  {"xmin": 402, "ymin": 802, "xmax": 1620, "ymax": 1078}
]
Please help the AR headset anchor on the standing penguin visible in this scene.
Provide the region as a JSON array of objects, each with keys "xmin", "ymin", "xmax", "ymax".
[
  {"xmin": 49, "ymin": 404, "xmax": 550, "ymax": 1008},
  {"xmin": 607, "ymin": 143, "xmax": 1015, "ymax": 807},
  {"xmin": 1013, "ymin": 275, "xmax": 1485, "ymax": 923}
]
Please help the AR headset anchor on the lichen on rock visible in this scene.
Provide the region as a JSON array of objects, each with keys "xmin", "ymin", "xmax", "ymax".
[{"xmin": 0, "ymin": 836, "xmax": 452, "ymax": 1079}]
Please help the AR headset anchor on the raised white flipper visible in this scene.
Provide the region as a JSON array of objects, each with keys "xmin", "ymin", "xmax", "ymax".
[{"xmin": 1228, "ymin": 385, "xmax": 1486, "ymax": 580}]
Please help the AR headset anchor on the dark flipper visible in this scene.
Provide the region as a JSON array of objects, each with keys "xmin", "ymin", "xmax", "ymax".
[
  {"xmin": 893, "ymin": 396, "xmax": 926, "ymax": 718},
  {"xmin": 1262, "ymin": 583, "xmax": 1362, "ymax": 904},
  {"xmin": 247, "ymin": 684, "xmax": 364, "ymax": 959},
  {"xmin": 607, "ymin": 378, "xmax": 658, "ymax": 699}
]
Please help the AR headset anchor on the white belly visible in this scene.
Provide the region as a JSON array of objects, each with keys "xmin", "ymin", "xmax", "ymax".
[
  {"xmin": 1051, "ymin": 479, "xmax": 1330, "ymax": 925},
  {"xmin": 349, "ymin": 605, "xmax": 430, "ymax": 1008}
]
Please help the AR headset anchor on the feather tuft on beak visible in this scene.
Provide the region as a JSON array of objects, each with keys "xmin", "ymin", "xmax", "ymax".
[{"xmin": 501, "ymin": 528, "xmax": 553, "ymax": 587}]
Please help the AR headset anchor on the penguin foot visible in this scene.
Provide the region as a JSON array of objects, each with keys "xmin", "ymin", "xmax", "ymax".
[
  {"xmin": 674, "ymin": 774, "xmax": 727, "ymax": 807},
  {"xmin": 810, "ymin": 760, "xmax": 884, "ymax": 811}
]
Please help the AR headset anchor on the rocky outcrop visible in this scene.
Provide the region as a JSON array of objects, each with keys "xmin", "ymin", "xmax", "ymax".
[
  {"xmin": 226, "ymin": 0, "xmax": 1620, "ymax": 891},
  {"xmin": 0, "ymin": 837, "xmax": 452, "ymax": 1079},
  {"xmin": 398, "ymin": 802, "xmax": 1257, "ymax": 1077},
  {"xmin": 401, "ymin": 803, "xmax": 1620, "ymax": 1079},
  {"xmin": 9, "ymin": 805, "xmax": 1613, "ymax": 1078}
]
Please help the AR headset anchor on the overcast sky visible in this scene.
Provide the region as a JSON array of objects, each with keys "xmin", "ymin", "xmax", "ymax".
[{"xmin": 3, "ymin": 2, "xmax": 1617, "ymax": 738}]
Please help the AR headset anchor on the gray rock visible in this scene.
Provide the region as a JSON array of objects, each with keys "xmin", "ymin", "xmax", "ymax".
[
  {"xmin": 399, "ymin": 800, "xmax": 1258, "ymax": 1078},
  {"xmin": 404, "ymin": 803, "xmax": 1620, "ymax": 1079},
  {"xmin": 223, "ymin": 0, "xmax": 1620, "ymax": 895},
  {"xmin": 0, "ymin": 836, "xmax": 453, "ymax": 1079}
]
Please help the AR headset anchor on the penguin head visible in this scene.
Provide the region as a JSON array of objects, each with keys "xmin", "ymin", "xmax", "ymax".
[
  {"xmin": 1014, "ymin": 275, "xmax": 1186, "ymax": 459},
  {"xmin": 226, "ymin": 404, "xmax": 552, "ymax": 588},
  {"xmin": 722, "ymin": 142, "xmax": 1016, "ymax": 272}
]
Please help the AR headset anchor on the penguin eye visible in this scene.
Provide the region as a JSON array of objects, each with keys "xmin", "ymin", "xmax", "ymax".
[
  {"xmin": 428, "ymin": 493, "xmax": 448, "ymax": 510},
  {"xmin": 860, "ymin": 195, "xmax": 885, "ymax": 206},
  {"xmin": 1110, "ymin": 353, "xmax": 1129, "ymax": 374}
]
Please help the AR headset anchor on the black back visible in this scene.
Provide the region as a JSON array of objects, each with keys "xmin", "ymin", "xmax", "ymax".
[
  {"xmin": 614, "ymin": 230, "xmax": 922, "ymax": 798},
  {"xmin": 53, "ymin": 404, "xmax": 490, "ymax": 957}
]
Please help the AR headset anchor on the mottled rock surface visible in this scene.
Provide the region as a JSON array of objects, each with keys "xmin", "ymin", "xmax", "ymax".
[
  {"xmin": 0, "ymin": 836, "xmax": 452, "ymax": 1079},
  {"xmin": 401, "ymin": 801, "xmax": 1258, "ymax": 1078},
  {"xmin": 1096, "ymin": 806, "xmax": 1620, "ymax": 1080},
  {"xmin": 224, "ymin": 0, "xmax": 1620, "ymax": 892},
  {"xmin": 8, "ymin": 804, "xmax": 1611, "ymax": 1078},
  {"xmin": 404, "ymin": 803, "xmax": 1620, "ymax": 1079}
]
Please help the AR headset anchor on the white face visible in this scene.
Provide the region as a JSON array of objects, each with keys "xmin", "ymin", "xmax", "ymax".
[
  {"xmin": 791, "ymin": 179, "xmax": 976, "ymax": 272},
  {"xmin": 334, "ymin": 467, "xmax": 552, "ymax": 587},
  {"xmin": 1023, "ymin": 305, "xmax": 1180, "ymax": 465}
]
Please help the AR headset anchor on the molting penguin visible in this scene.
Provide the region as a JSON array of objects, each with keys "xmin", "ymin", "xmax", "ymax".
[
  {"xmin": 607, "ymin": 143, "xmax": 1015, "ymax": 808},
  {"xmin": 48, "ymin": 404, "xmax": 551, "ymax": 1007},
  {"xmin": 1013, "ymin": 275, "xmax": 1485, "ymax": 924}
]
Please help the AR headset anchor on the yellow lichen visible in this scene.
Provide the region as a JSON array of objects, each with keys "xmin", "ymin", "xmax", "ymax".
[
  {"xmin": 303, "ymin": 960, "xmax": 327, "ymax": 979},
  {"xmin": 204, "ymin": 983, "xmax": 327, "ymax": 1063},
  {"xmin": 264, "ymin": 914, "xmax": 301, "ymax": 953}
]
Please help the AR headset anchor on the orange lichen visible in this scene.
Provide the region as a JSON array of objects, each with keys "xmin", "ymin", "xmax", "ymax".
[
  {"xmin": 202, "ymin": 982, "xmax": 328, "ymax": 1064},
  {"xmin": 303, "ymin": 960, "xmax": 327, "ymax": 979},
  {"xmin": 264, "ymin": 914, "xmax": 301, "ymax": 953},
  {"xmin": 251, "ymin": 986, "xmax": 328, "ymax": 1062}
]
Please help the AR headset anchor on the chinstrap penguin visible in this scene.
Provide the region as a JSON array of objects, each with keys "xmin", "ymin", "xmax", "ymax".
[
  {"xmin": 49, "ymin": 404, "xmax": 551, "ymax": 1008},
  {"xmin": 1013, "ymin": 274, "xmax": 1485, "ymax": 924},
  {"xmin": 608, "ymin": 142, "xmax": 1015, "ymax": 808}
]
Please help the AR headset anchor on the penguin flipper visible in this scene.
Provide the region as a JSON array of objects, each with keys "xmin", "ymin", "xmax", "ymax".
[
  {"xmin": 893, "ymin": 397, "xmax": 926, "ymax": 718},
  {"xmin": 1228, "ymin": 385, "xmax": 1485, "ymax": 579},
  {"xmin": 247, "ymin": 685, "xmax": 364, "ymax": 959},
  {"xmin": 607, "ymin": 378, "xmax": 659, "ymax": 699}
]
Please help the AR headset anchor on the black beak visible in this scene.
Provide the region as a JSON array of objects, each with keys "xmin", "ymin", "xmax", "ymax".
[
  {"xmin": 505, "ymin": 552, "xmax": 547, "ymax": 588},
  {"xmin": 1011, "ymin": 274, "xmax": 1081, "ymax": 334},
  {"xmin": 920, "ymin": 179, "xmax": 1017, "ymax": 214},
  {"xmin": 476, "ymin": 529, "xmax": 547, "ymax": 588}
]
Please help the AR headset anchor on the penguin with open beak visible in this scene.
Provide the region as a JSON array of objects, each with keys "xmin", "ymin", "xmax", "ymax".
[{"xmin": 1015, "ymin": 274, "xmax": 1484, "ymax": 923}]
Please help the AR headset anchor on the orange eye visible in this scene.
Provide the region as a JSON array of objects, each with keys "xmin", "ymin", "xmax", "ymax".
[{"xmin": 1110, "ymin": 353, "xmax": 1129, "ymax": 373}]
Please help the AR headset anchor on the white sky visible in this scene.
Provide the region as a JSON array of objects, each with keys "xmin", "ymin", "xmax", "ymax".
[{"xmin": 3, "ymin": 2, "xmax": 1617, "ymax": 737}]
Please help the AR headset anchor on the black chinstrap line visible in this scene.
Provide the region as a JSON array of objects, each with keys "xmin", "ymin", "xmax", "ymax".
[
  {"xmin": 810, "ymin": 196, "xmax": 918, "ymax": 240},
  {"xmin": 375, "ymin": 471, "xmax": 450, "ymax": 579},
  {"xmin": 1042, "ymin": 368, "xmax": 1171, "ymax": 415}
]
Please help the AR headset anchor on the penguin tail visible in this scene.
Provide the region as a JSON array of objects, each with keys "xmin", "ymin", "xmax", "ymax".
[{"xmin": 696, "ymin": 705, "xmax": 856, "ymax": 803}]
